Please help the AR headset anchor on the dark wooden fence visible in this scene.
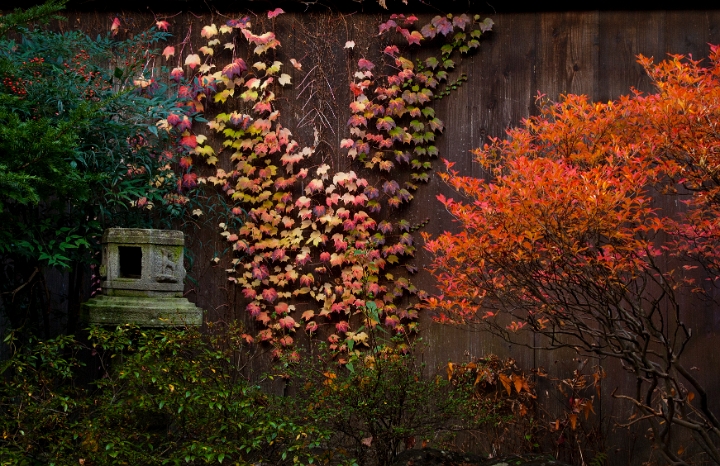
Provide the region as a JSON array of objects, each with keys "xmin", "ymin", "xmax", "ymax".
[{"xmin": 31, "ymin": 4, "xmax": 720, "ymax": 464}]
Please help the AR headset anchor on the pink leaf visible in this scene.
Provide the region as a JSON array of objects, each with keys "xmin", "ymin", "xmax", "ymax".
[
  {"xmin": 336, "ymin": 321, "xmax": 350, "ymax": 333},
  {"xmin": 246, "ymin": 301, "xmax": 261, "ymax": 316},
  {"xmin": 170, "ymin": 67, "xmax": 184, "ymax": 81},
  {"xmin": 162, "ymin": 46, "xmax": 175, "ymax": 60},
  {"xmin": 358, "ymin": 58, "xmax": 375, "ymax": 71},
  {"xmin": 268, "ymin": 8, "xmax": 285, "ymax": 18},
  {"xmin": 111, "ymin": 17, "xmax": 121, "ymax": 36},
  {"xmin": 279, "ymin": 316, "xmax": 296, "ymax": 329},
  {"xmin": 262, "ymin": 288, "xmax": 278, "ymax": 303}
]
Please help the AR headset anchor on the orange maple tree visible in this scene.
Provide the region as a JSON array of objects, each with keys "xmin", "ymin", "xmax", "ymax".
[{"xmin": 423, "ymin": 48, "xmax": 720, "ymax": 464}]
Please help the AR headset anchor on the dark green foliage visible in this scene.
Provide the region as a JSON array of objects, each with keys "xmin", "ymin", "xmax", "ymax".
[
  {"xmin": 0, "ymin": 324, "xmax": 328, "ymax": 465},
  {"xmin": 0, "ymin": 3, "xmax": 199, "ymax": 334}
]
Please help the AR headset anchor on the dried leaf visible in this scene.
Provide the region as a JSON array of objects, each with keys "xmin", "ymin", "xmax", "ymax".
[
  {"xmin": 513, "ymin": 374, "xmax": 523, "ymax": 394},
  {"xmin": 499, "ymin": 373, "xmax": 512, "ymax": 396}
]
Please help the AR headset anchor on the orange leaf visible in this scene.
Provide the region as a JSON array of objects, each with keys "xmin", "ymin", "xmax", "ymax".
[
  {"xmin": 499, "ymin": 373, "xmax": 512, "ymax": 396},
  {"xmin": 446, "ymin": 362, "xmax": 454, "ymax": 381},
  {"xmin": 513, "ymin": 374, "xmax": 523, "ymax": 394},
  {"xmin": 474, "ymin": 372, "xmax": 482, "ymax": 386},
  {"xmin": 568, "ymin": 413, "xmax": 577, "ymax": 430},
  {"xmin": 688, "ymin": 392, "xmax": 695, "ymax": 402},
  {"xmin": 582, "ymin": 400, "xmax": 595, "ymax": 420}
]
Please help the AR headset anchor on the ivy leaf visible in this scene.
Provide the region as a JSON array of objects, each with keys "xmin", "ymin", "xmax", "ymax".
[
  {"xmin": 376, "ymin": 116, "xmax": 396, "ymax": 131},
  {"xmin": 184, "ymin": 54, "xmax": 201, "ymax": 69},
  {"xmin": 262, "ymin": 288, "xmax": 278, "ymax": 303},
  {"xmin": 201, "ymin": 24, "xmax": 218, "ymax": 38},
  {"xmin": 453, "ymin": 14, "xmax": 471, "ymax": 30},
  {"xmin": 379, "ymin": 19, "xmax": 397, "ymax": 34},
  {"xmin": 420, "ymin": 23, "xmax": 437, "ymax": 39},
  {"xmin": 358, "ymin": 58, "xmax": 375, "ymax": 71},
  {"xmin": 305, "ymin": 179, "xmax": 324, "ymax": 195},
  {"xmin": 428, "ymin": 118, "xmax": 445, "ymax": 132},
  {"xmin": 406, "ymin": 30, "xmax": 423, "ymax": 46},
  {"xmin": 162, "ymin": 46, "xmax": 175, "ymax": 60},
  {"xmin": 278, "ymin": 73, "xmax": 292, "ymax": 86},
  {"xmin": 421, "ymin": 107, "xmax": 435, "ymax": 118},
  {"xmin": 479, "ymin": 17, "xmax": 495, "ymax": 33},
  {"xmin": 440, "ymin": 44, "xmax": 454, "ymax": 56},
  {"xmin": 268, "ymin": 8, "xmax": 285, "ymax": 18},
  {"xmin": 432, "ymin": 16, "xmax": 454, "ymax": 36}
]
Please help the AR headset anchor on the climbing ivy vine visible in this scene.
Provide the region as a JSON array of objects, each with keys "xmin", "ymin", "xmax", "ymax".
[{"xmin": 152, "ymin": 9, "xmax": 493, "ymax": 357}]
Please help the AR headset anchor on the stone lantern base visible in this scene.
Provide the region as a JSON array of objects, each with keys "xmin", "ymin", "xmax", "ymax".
[{"xmin": 82, "ymin": 295, "xmax": 202, "ymax": 327}]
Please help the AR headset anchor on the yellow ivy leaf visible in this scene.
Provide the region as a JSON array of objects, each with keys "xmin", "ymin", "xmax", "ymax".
[{"xmin": 201, "ymin": 24, "xmax": 218, "ymax": 38}]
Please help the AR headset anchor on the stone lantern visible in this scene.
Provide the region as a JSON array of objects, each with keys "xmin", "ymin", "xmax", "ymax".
[{"xmin": 81, "ymin": 228, "xmax": 202, "ymax": 327}]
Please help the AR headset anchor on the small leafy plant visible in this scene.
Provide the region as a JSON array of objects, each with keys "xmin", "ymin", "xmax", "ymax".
[{"xmin": 0, "ymin": 324, "xmax": 328, "ymax": 465}]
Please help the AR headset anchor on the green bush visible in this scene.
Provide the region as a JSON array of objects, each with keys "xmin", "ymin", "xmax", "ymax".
[
  {"xmin": 0, "ymin": 324, "xmax": 328, "ymax": 465},
  {"xmin": 284, "ymin": 341, "xmax": 502, "ymax": 466},
  {"xmin": 0, "ymin": 2, "xmax": 203, "ymax": 334}
]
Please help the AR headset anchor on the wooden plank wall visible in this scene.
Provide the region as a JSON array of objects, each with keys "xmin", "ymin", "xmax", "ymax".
[{"xmin": 53, "ymin": 7, "xmax": 720, "ymax": 464}]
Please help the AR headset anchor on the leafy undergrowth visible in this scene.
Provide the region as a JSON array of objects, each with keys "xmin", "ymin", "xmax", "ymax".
[{"xmin": 0, "ymin": 325, "xmax": 569, "ymax": 466}]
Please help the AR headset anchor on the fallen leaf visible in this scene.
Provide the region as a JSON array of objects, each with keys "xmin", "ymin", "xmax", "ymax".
[{"xmin": 499, "ymin": 373, "xmax": 512, "ymax": 395}]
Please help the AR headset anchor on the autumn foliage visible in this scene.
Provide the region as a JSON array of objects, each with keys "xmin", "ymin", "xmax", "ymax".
[{"xmin": 424, "ymin": 48, "xmax": 720, "ymax": 464}]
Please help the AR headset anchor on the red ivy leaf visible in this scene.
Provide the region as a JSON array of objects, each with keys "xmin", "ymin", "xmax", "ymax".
[
  {"xmin": 262, "ymin": 288, "xmax": 278, "ymax": 303},
  {"xmin": 358, "ymin": 58, "xmax": 375, "ymax": 71},
  {"xmin": 379, "ymin": 19, "xmax": 397, "ymax": 34}
]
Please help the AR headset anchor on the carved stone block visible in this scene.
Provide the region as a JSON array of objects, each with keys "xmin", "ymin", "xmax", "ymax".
[{"xmin": 82, "ymin": 228, "xmax": 202, "ymax": 327}]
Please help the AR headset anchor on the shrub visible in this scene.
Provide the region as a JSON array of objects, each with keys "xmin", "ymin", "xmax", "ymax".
[
  {"xmin": 1, "ymin": 324, "xmax": 327, "ymax": 465},
  {"xmin": 0, "ymin": 2, "xmax": 200, "ymax": 335},
  {"xmin": 423, "ymin": 48, "xmax": 720, "ymax": 464}
]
